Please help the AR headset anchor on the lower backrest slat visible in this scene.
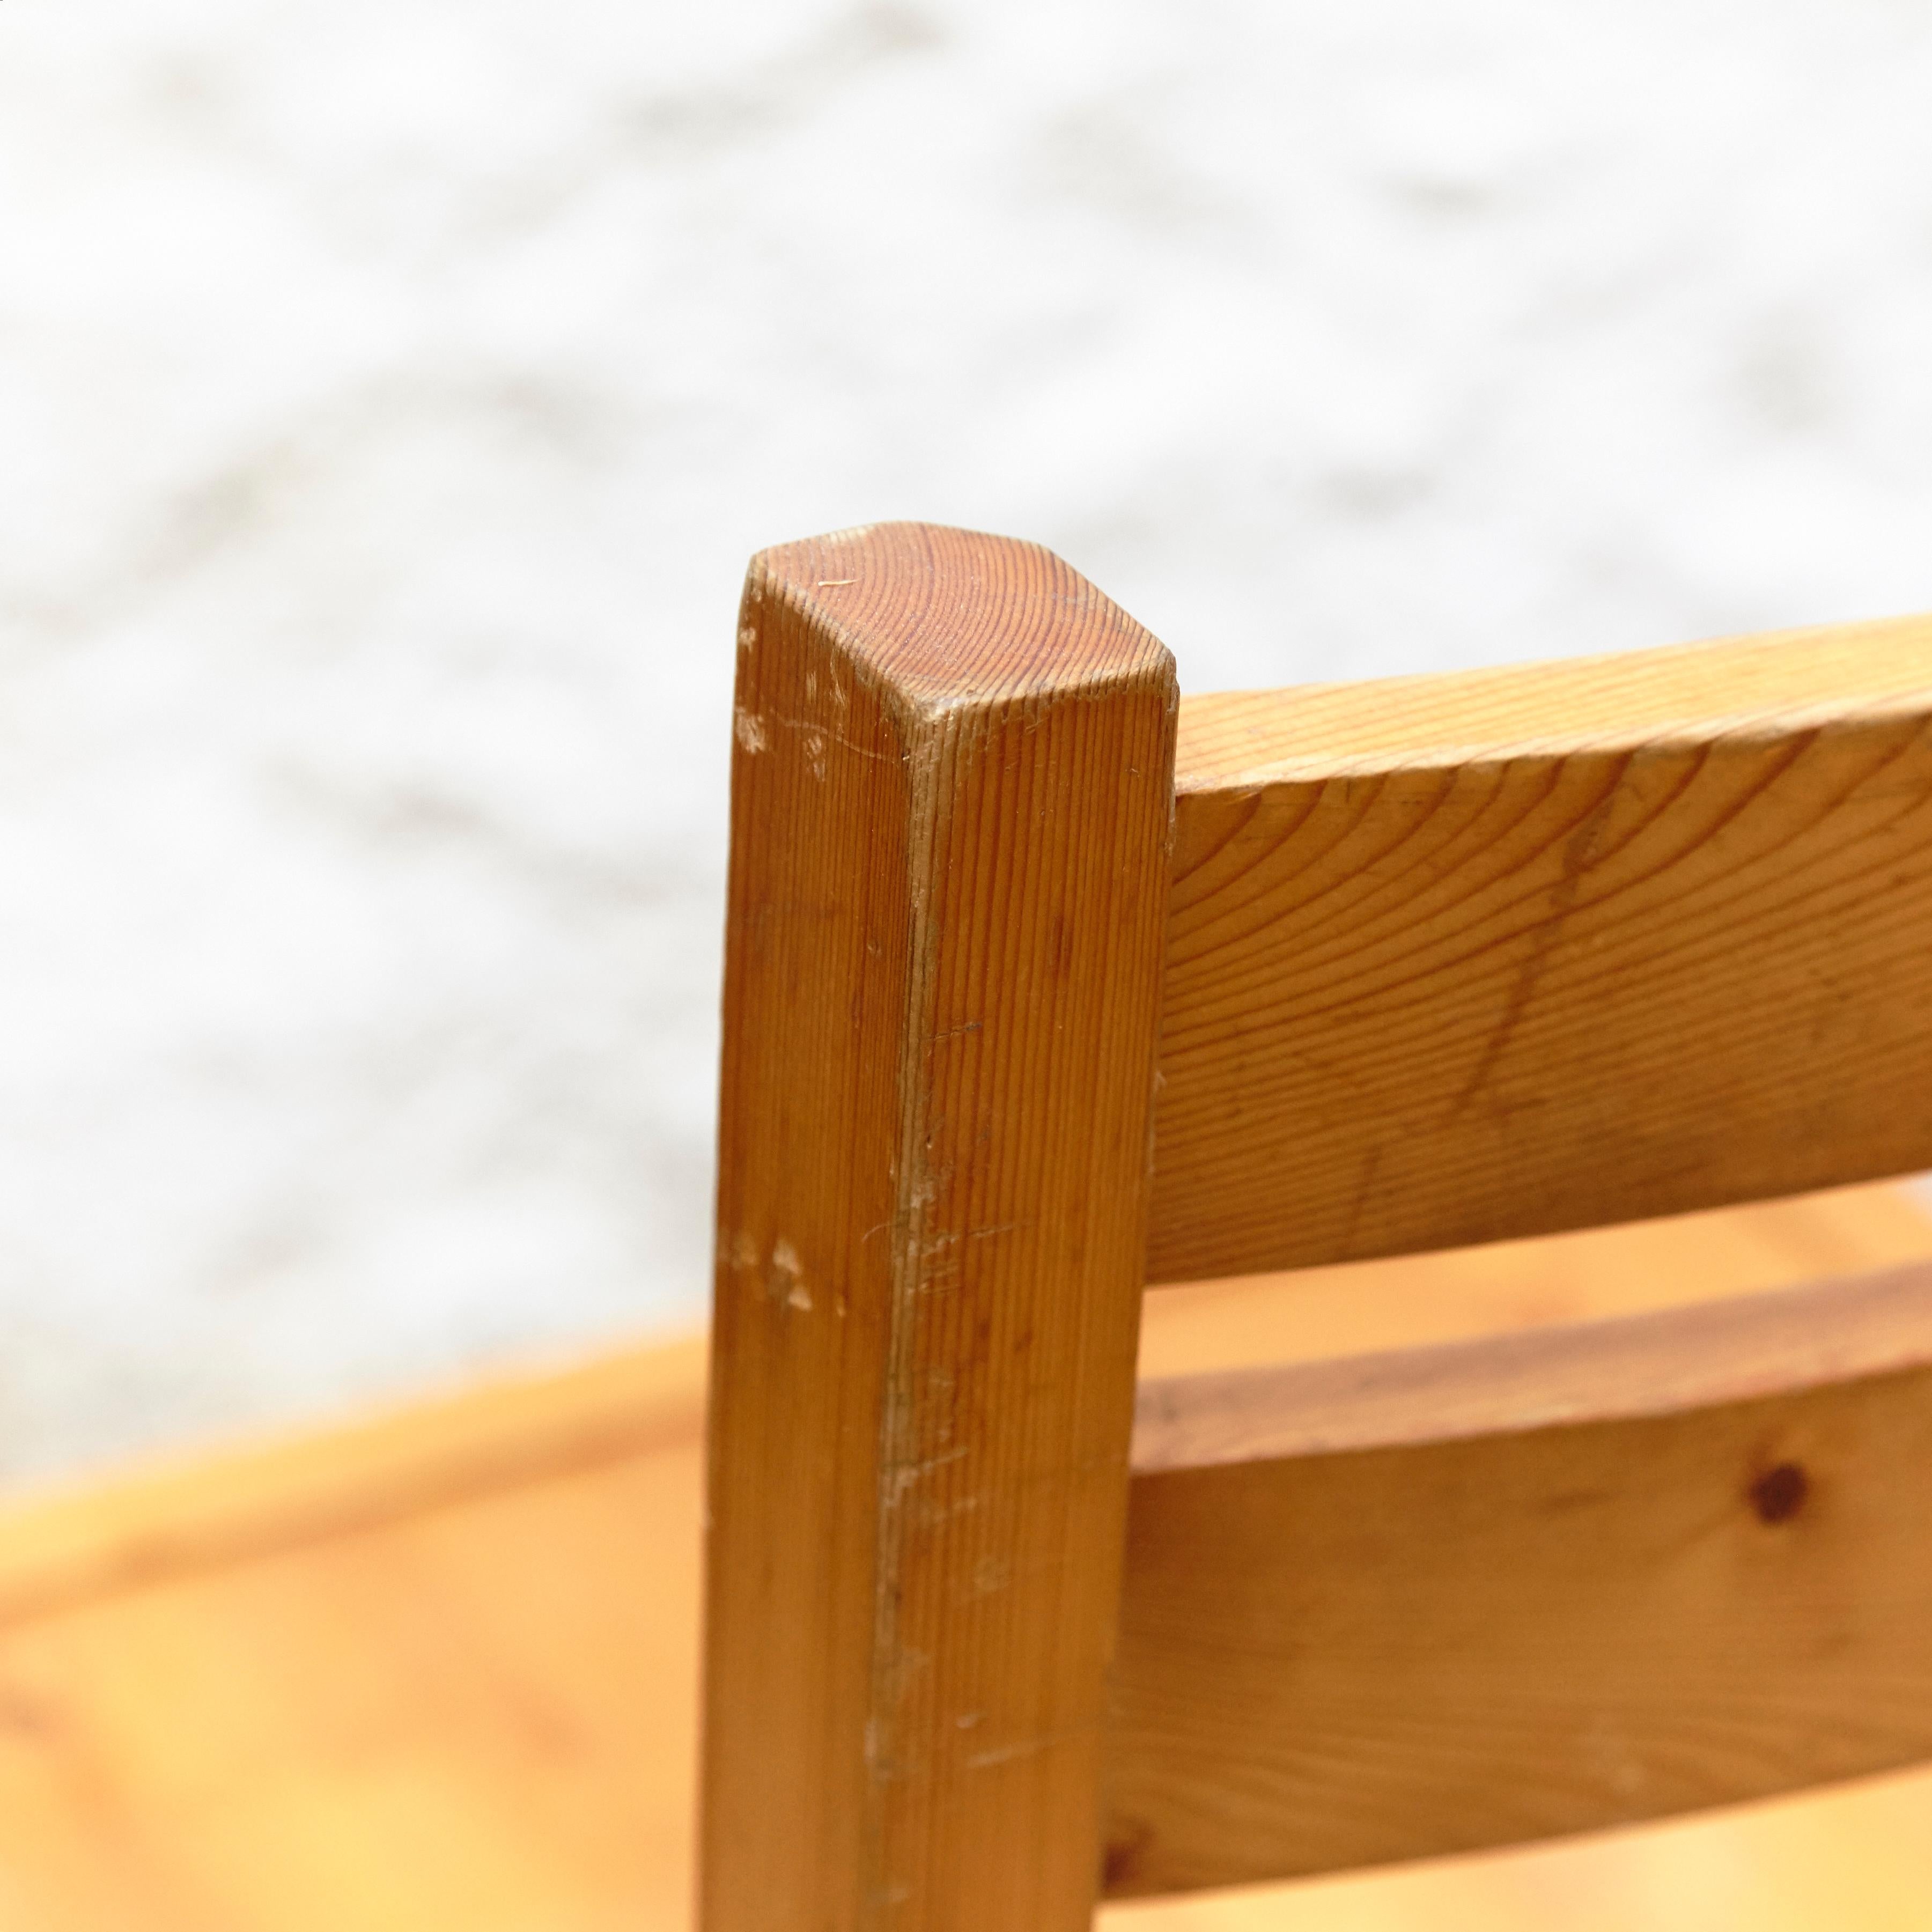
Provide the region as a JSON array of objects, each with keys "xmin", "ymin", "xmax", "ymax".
[{"xmin": 1104, "ymin": 1262, "xmax": 1932, "ymax": 1897}]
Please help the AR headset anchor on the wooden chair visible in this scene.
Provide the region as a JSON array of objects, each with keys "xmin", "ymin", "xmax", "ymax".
[
  {"xmin": 700, "ymin": 521, "xmax": 1932, "ymax": 1929},
  {"xmin": 8, "ymin": 520, "xmax": 1932, "ymax": 1929}
]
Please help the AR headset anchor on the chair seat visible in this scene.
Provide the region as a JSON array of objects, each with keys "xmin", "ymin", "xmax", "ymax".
[{"xmin": 3, "ymin": 1184, "xmax": 1931, "ymax": 1932}]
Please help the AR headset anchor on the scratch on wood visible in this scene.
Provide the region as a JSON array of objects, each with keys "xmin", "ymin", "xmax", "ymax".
[
  {"xmin": 883, "ymin": 1447, "xmax": 970, "ymax": 1509},
  {"xmin": 919, "ymin": 1221, "xmax": 1027, "ymax": 1260},
  {"xmin": 963, "ymin": 1727, "xmax": 1090, "ymax": 1773},
  {"xmin": 758, "ymin": 710, "xmax": 891, "ymax": 764},
  {"xmin": 770, "ymin": 1238, "xmax": 810, "ymax": 1311}
]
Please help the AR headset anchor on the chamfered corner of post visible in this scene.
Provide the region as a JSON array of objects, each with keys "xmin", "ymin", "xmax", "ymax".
[{"xmin": 740, "ymin": 521, "xmax": 1176, "ymax": 719}]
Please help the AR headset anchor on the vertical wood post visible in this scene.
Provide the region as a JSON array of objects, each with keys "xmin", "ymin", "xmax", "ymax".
[{"xmin": 700, "ymin": 523, "xmax": 1177, "ymax": 1931}]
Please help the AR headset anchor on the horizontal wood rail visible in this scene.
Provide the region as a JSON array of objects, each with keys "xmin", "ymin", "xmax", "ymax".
[
  {"xmin": 1103, "ymin": 1261, "xmax": 1932, "ymax": 1897},
  {"xmin": 1152, "ymin": 614, "xmax": 1932, "ymax": 1282}
]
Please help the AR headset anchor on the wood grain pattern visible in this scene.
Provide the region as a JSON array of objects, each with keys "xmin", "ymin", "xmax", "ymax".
[
  {"xmin": 1107, "ymin": 1261, "xmax": 1932, "ymax": 1897},
  {"xmin": 702, "ymin": 525, "xmax": 1178, "ymax": 1932},
  {"xmin": 0, "ymin": 1184, "xmax": 1928, "ymax": 1929},
  {"xmin": 1151, "ymin": 613, "xmax": 1932, "ymax": 1282}
]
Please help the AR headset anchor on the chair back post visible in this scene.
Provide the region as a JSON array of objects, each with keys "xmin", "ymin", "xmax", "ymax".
[{"xmin": 700, "ymin": 523, "xmax": 1178, "ymax": 1930}]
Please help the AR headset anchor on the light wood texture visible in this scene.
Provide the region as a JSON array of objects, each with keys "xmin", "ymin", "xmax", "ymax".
[
  {"xmin": 1131, "ymin": 1258, "xmax": 1932, "ymax": 1472},
  {"xmin": 1109, "ymin": 1260, "xmax": 1932, "ymax": 1897},
  {"xmin": 0, "ymin": 1343, "xmax": 710, "ymax": 1932},
  {"xmin": 1151, "ymin": 613, "xmax": 1932, "ymax": 1282},
  {"xmin": 0, "ymin": 1337, "xmax": 705, "ymax": 1628},
  {"xmin": 1137, "ymin": 1180, "xmax": 1932, "ymax": 1378},
  {"xmin": 703, "ymin": 524, "xmax": 1178, "ymax": 1931},
  {"xmin": 0, "ymin": 1186, "xmax": 1928, "ymax": 1928}
]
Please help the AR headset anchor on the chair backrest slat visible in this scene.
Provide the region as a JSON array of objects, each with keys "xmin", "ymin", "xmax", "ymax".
[
  {"xmin": 1153, "ymin": 615, "xmax": 1932, "ymax": 1282},
  {"xmin": 1107, "ymin": 1260, "xmax": 1932, "ymax": 1897}
]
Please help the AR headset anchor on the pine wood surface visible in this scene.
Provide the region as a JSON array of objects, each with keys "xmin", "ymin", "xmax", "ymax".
[
  {"xmin": 704, "ymin": 525, "xmax": 1177, "ymax": 1932},
  {"xmin": 1137, "ymin": 1181, "xmax": 1932, "ymax": 1378},
  {"xmin": 0, "ymin": 1337, "xmax": 706, "ymax": 1631},
  {"xmin": 1131, "ymin": 1258, "xmax": 1932, "ymax": 1472},
  {"xmin": 0, "ymin": 1184, "xmax": 1929, "ymax": 1929},
  {"xmin": 1152, "ymin": 611, "xmax": 1932, "ymax": 1282},
  {"xmin": 1111, "ymin": 1259, "xmax": 1932, "ymax": 1896},
  {"xmin": 0, "ymin": 1369, "xmax": 707, "ymax": 1932}
]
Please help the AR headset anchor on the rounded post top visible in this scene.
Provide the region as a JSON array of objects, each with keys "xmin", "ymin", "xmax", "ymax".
[{"xmin": 745, "ymin": 522, "xmax": 1175, "ymax": 718}]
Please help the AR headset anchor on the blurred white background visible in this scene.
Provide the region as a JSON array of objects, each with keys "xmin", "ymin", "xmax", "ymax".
[{"xmin": 4, "ymin": 0, "xmax": 1932, "ymax": 1484}]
